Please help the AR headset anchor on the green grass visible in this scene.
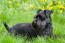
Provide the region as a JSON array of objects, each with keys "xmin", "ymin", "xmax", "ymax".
[{"xmin": 0, "ymin": 0, "xmax": 65, "ymax": 43}]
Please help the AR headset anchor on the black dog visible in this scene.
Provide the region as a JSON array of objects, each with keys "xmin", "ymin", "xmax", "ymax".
[
  {"xmin": 32, "ymin": 9, "xmax": 53, "ymax": 37},
  {"xmin": 3, "ymin": 22, "xmax": 39, "ymax": 38},
  {"xmin": 3, "ymin": 9, "xmax": 53, "ymax": 38}
]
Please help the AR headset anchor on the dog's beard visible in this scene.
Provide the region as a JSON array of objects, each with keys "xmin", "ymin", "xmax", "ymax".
[{"xmin": 32, "ymin": 19, "xmax": 47, "ymax": 31}]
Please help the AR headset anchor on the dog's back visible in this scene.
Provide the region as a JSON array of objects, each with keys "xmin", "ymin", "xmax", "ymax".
[{"xmin": 3, "ymin": 22, "xmax": 37, "ymax": 37}]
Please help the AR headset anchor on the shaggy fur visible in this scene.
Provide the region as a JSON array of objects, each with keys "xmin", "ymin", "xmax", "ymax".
[
  {"xmin": 33, "ymin": 9, "xmax": 53, "ymax": 37},
  {"xmin": 3, "ymin": 9, "xmax": 53, "ymax": 38}
]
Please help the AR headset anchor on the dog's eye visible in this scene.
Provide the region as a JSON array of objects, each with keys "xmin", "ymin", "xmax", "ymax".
[
  {"xmin": 37, "ymin": 15, "xmax": 45, "ymax": 20},
  {"xmin": 46, "ymin": 11, "xmax": 49, "ymax": 13},
  {"xmin": 39, "ymin": 16, "xmax": 45, "ymax": 21}
]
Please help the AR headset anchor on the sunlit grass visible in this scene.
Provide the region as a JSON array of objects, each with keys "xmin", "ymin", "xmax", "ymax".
[{"xmin": 0, "ymin": 0, "xmax": 65, "ymax": 43}]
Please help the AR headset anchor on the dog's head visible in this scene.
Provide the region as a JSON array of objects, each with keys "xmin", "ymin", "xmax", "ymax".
[
  {"xmin": 32, "ymin": 9, "xmax": 53, "ymax": 30},
  {"xmin": 35, "ymin": 9, "xmax": 53, "ymax": 19}
]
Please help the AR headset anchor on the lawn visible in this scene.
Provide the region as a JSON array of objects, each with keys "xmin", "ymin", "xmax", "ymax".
[{"xmin": 0, "ymin": 0, "xmax": 65, "ymax": 43}]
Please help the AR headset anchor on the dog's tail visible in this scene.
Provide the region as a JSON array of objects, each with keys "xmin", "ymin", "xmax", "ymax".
[{"xmin": 3, "ymin": 22, "xmax": 10, "ymax": 31}]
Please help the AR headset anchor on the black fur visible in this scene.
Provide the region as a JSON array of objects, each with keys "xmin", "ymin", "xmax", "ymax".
[
  {"xmin": 3, "ymin": 9, "xmax": 53, "ymax": 38},
  {"xmin": 3, "ymin": 22, "xmax": 10, "ymax": 32},
  {"xmin": 33, "ymin": 9, "xmax": 53, "ymax": 37}
]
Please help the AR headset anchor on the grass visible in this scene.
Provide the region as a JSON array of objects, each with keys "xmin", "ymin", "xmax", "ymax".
[{"xmin": 0, "ymin": 0, "xmax": 65, "ymax": 43}]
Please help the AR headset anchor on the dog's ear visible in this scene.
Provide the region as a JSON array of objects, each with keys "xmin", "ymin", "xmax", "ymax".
[
  {"xmin": 35, "ymin": 9, "xmax": 42, "ymax": 18},
  {"xmin": 37, "ymin": 9, "xmax": 42, "ymax": 13},
  {"xmin": 44, "ymin": 10, "xmax": 53, "ymax": 15},
  {"xmin": 44, "ymin": 10, "xmax": 53, "ymax": 18},
  {"xmin": 44, "ymin": 10, "xmax": 46, "ymax": 13}
]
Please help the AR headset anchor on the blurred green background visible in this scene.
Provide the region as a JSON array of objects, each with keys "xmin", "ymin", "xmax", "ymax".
[{"xmin": 0, "ymin": 0, "xmax": 65, "ymax": 43}]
